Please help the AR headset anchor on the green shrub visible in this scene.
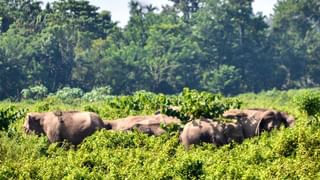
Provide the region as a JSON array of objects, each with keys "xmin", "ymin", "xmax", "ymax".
[
  {"xmin": 104, "ymin": 89, "xmax": 241, "ymax": 122},
  {"xmin": 0, "ymin": 106, "xmax": 26, "ymax": 131},
  {"xmin": 293, "ymin": 90, "xmax": 320, "ymax": 126},
  {"xmin": 33, "ymin": 97, "xmax": 60, "ymax": 112},
  {"xmin": 161, "ymin": 88, "xmax": 242, "ymax": 122},
  {"xmin": 177, "ymin": 159, "xmax": 205, "ymax": 179},
  {"xmin": 21, "ymin": 84, "xmax": 48, "ymax": 100},
  {"xmin": 82, "ymin": 86, "xmax": 113, "ymax": 102},
  {"xmin": 107, "ymin": 90, "xmax": 171, "ymax": 116},
  {"xmin": 53, "ymin": 87, "xmax": 84, "ymax": 101},
  {"xmin": 293, "ymin": 90, "xmax": 320, "ymax": 116}
]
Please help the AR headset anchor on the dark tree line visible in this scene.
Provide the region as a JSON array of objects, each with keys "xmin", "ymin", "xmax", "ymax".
[{"xmin": 0, "ymin": 0, "xmax": 319, "ymax": 99}]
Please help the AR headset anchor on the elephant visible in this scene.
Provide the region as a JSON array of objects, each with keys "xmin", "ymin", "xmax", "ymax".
[
  {"xmin": 223, "ymin": 121, "xmax": 245, "ymax": 144},
  {"xmin": 23, "ymin": 111, "xmax": 105, "ymax": 145},
  {"xmin": 223, "ymin": 108, "xmax": 295, "ymax": 138},
  {"xmin": 130, "ymin": 114, "xmax": 182, "ymax": 136},
  {"xmin": 104, "ymin": 114, "xmax": 181, "ymax": 136},
  {"xmin": 179, "ymin": 118, "xmax": 245, "ymax": 149},
  {"xmin": 103, "ymin": 115, "xmax": 150, "ymax": 131}
]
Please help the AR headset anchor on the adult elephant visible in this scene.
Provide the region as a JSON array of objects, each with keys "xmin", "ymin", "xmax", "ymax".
[
  {"xmin": 103, "ymin": 115, "xmax": 150, "ymax": 131},
  {"xmin": 130, "ymin": 114, "xmax": 181, "ymax": 136},
  {"xmin": 223, "ymin": 108, "xmax": 295, "ymax": 138},
  {"xmin": 179, "ymin": 119, "xmax": 244, "ymax": 149},
  {"xmin": 104, "ymin": 114, "xmax": 181, "ymax": 136},
  {"xmin": 23, "ymin": 111, "xmax": 105, "ymax": 145}
]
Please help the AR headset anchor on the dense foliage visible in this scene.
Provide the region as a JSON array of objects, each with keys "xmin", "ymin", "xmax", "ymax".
[
  {"xmin": 1, "ymin": 0, "xmax": 320, "ymax": 99},
  {"xmin": 0, "ymin": 89, "xmax": 319, "ymax": 178}
]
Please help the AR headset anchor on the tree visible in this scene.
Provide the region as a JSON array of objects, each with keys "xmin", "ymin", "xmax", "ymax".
[
  {"xmin": 201, "ymin": 65, "xmax": 242, "ymax": 95},
  {"xmin": 0, "ymin": 0, "xmax": 43, "ymax": 33},
  {"xmin": 143, "ymin": 23, "xmax": 204, "ymax": 93},
  {"xmin": 0, "ymin": 28, "xmax": 31, "ymax": 98},
  {"xmin": 193, "ymin": 0, "xmax": 271, "ymax": 92},
  {"xmin": 169, "ymin": 0, "xmax": 201, "ymax": 21},
  {"xmin": 271, "ymin": 0, "xmax": 320, "ymax": 89}
]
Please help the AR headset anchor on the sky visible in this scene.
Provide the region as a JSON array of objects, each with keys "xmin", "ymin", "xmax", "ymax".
[{"xmin": 42, "ymin": 0, "xmax": 278, "ymax": 27}]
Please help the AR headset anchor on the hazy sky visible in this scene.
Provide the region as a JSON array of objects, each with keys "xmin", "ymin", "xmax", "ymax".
[{"xmin": 42, "ymin": 0, "xmax": 278, "ymax": 27}]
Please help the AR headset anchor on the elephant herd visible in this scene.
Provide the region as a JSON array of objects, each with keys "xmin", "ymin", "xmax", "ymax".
[{"xmin": 23, "ymin": 108, "xmax": 295, "ymax": 149}]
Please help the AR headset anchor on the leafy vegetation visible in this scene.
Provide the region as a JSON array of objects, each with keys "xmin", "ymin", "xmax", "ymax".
[
  {"xmin": 159, "ymin": 88, "xmax": 241, "ymax": 122},
  {"xmin": 293, "ymin": 89, "xmax": 320, "ymax": 126},
  {"xmin": 0, "ymin": 106, "xmax": 26, "ymax": 131},
  {"xmin": 53, "ymin": 87, "xmax": 84, "ymax": 101},
  {"xmin": 294, "ymin": 90, "xmax": 320, "ymax": 117},
  {"xmin": 0, "ymin": 89, "xmax": 319, "ymax": 178},
  {"xmin": 82, "ymin": 86, "xmax": 113, "ymax": 102},
  {"xmin": 1, "ymin": 0, "xmax": 320, "ymax": 99},
  {"xmin": 21, "ymin": 84, "xmax": 48, "ymax": 100}
]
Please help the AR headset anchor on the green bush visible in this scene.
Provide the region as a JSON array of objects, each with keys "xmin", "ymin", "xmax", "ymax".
[
  {"xmin": 107, "ymin": 90, "xmax": 171, "ymax": 116},
  {"xmin": 161, "ymin": 88, "xmax": 242, "ymax": 122},
  {"xmin": 21, "ymin": 85, "xmax": 48, "ymax": 100},
  {"xmin": 293, "ymin": 90, "xmax": 320, "ymax": 126},
  {"xmin": 53, "ymin": 87, "xmax": 84, "ymax": 101},
  {"xmin": 104, "ymin": 88, "xmax": 241, "ymax": 122},
  {"xmin": 177, "ymin": 159, "xmax": 205, "ymax": 179},
  {"xmin": 82, "ymin": 86, "xmax": 113, "ymax": 102},
  {"xmin": 0, "ymin": 106, "xmax": 26, "ymax": 131},
  {"xmin": 293, "ymin": 90, "xmax": 320, "ymax": 117}
]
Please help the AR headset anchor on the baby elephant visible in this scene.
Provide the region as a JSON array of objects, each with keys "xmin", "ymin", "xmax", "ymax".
[
  {"xmin": 179, "ymin": 119, "xmax": 244, "ymax": 149},
  {"xmin": 24, "ymin": 111, "xmax": 105, "ymax": 145}
]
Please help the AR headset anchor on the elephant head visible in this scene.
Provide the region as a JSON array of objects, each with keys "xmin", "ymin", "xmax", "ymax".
[
  {"xmin": 24, "ymin": 113, "xmax": 45, "ymax": 135},
  {"xmin": 256, "ymin": 110, "xmax": 295, "ymax": 135},
  {"xmin": 223, "ymin": 109, "xmax": 295, "ymax": 138},
  {"xmin": 280, "ymin": 112, "xmax": 295, "ymax": 127}
]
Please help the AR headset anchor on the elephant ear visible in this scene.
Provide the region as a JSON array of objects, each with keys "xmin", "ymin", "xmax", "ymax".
[
  {"xmin": 255, "ymin": 111, "xmax": 275, "ymax": 135},
  {"xmin": 255, "ymin": 119, "xmax": 264, "ymax": 136}
]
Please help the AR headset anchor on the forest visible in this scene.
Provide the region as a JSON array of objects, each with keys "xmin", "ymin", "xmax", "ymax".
[{"xmin": 1, "ymin": 0, "xmax": 320, "ymax": 99}]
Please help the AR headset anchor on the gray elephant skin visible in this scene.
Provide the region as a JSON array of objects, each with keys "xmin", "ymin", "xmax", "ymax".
[
  {"xmin": 104, "ymin": 114, "xmax": 181, "ymax": 136},
  {"xmin": 223, "ymin": 108, "xmax": 295, "ymax": 138},
  {"xmin": 24, "ymin": 111, "xmax": 105, "ymax": 145},
  {"xmin": 179, "ymin": 119, "xmax": 244, "ymax": 149}
]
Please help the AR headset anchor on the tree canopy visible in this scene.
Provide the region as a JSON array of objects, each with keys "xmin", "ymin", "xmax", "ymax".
[{"xmin": 0, "ymin": 0, "xmax": 319, "ymax": 99}]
